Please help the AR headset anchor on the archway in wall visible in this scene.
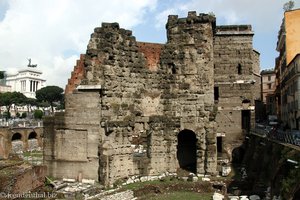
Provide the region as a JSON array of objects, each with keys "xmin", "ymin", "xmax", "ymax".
[
  {"xmin": 28, "ymin": 132, "xmax": 37, "ymax": 140},
  {"xmin": 11, "ymin": 132, "xmax": 23, "ymax": 153},
  {"xmin": 177, "ymin": 129, "xmax": 197, "ymax": 173},
  {"xmin": 12, "ymin": 133, "xmax": 22, "ymax": 141},
  {"xmin": 28, "ymin": 131, "xmax": 39, "ymax": 150}
]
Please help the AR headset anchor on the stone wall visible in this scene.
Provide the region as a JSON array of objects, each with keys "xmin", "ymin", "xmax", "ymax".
[
  {"xmin": 44, "ymin": 11, "xmax": 260, "ymax": 186},
  {"xmin": 43, "ymin": 91, "xmax": 101, "ymax": 180},
  {"xmin": 0, "ymin": 127, "xmax": 43, "ymax": 159}
]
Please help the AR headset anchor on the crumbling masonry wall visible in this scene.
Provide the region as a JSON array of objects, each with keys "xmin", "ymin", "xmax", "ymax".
[{"xmin": 44, "ymin": 11, "xmax": 259, "ymax": 186}]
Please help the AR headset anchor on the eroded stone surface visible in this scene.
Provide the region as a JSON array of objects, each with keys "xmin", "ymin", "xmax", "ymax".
[{"xmin": 44, "ymin": 11, "xmax": 260, "ymax": 186}]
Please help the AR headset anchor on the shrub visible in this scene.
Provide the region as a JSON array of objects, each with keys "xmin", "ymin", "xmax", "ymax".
[
  {"xmin": 3, "ymin": 111, "xmax": 11, "ymax": 119},
  {"xmin": 34, "ymin": 110, "xmax": 43, "ymax": 119}
]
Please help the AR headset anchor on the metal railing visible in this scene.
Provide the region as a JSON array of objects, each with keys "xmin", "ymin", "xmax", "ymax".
[{"xmin": 252, "ymin": 125, "xmax": 300, "ymax": 147}]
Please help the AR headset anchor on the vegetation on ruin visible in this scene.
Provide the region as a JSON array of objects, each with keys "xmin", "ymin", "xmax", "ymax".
[
  {"xmin": 141, "ymin": 191, "xmax": 212, "ymax": 200},
  {"xmin": 121, "ymin": 177, "xmax": 214, "ymax": 200},
  {"xmin": 33, "ymin": 109, "xmax": 44, "ymax": 119}
]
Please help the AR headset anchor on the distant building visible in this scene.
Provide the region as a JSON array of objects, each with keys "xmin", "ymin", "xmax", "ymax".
[
  {"xmin": 261, "ymin": 69, "xmax": 276, "ymax": 115},
  {"xmin": 275, "ymin": 8, "xmax": 300, "ymax": 124},
  {"xmin": 5, "ymin": 67, "xmax": 46, "ymax": 98}
]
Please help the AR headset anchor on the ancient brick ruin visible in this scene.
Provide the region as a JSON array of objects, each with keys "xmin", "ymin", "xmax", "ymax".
[{"xmin": 44, "ymin": 11, "xmax": 260, "ymax": 186}]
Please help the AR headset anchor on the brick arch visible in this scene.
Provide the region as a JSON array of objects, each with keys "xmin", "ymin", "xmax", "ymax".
[
  {"xmin": 12, "ymin": 132, "xmax": 22, "ymax": 141},
  {"xmin": 30, "ymin": 128, "xmax": 43, "ymax": 147},
  {"xmin": 11, "ymin": 132, "xmax": 25, "ymax": 154},
  {"xmin": 28, "ymin": 131, "xmax": 37, "ymax": 140}
]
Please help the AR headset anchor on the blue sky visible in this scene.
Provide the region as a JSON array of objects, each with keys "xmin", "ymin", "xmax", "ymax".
[{"xmin": 0, "ymin": 0, "xmax": 298, "ymax": 87}]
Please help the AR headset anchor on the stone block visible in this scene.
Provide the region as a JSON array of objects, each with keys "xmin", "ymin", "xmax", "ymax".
[{"xmin": 82, "ymin": 179, "xmax": 95, "ymax": 185}]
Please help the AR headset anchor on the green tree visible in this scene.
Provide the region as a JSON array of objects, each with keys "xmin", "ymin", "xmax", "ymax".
[
  {"xmin": 0, "ymin": 71, "xmax": 4, "ymax": 79},
  {"xmin": 0, "ymin": 92, "xmax": 27, "ymax": 118},
  {"xmin": 33, "ymin": 109, "xmax": 43, "ymax": 119},
  {"xmin": 25, "ymin": 98, "xmax": 37, "ymax": 116},
  {"xmin": 35, "ymin": 86, "xmax": 64, "ymax": 114}
]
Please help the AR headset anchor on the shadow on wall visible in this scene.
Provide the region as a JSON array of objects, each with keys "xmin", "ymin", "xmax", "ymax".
[{"xmin": 232, "ymin": 146, "xmax": 245, "ymax": 164}]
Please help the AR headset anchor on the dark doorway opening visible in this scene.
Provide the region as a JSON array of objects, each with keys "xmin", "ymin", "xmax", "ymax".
[
  {"xmin": 28, "ymin": 132, "xmax": 37, "ymax": 140},
  {"xmin": 232, "ymin": 146, "xmax": 245, "ymax": 164},
  {"xmin": 177, "ymin": 130, "xmax": 197, "ymax": 173},
  {"xmin": 12, "ymin": 133, "xmax": 22, "ymax": 141},
  {"xmin": 241, "ymin": 110, "xmax": 251, "ymax": 131},
  {"xmin": 214, "ymin": 87, "xmax": 219, "ymax": 101},
  {"xmin": 217, "ymin": 136, "xmax": 223, "ymax": 153},
  {"xmin": 237, "ymin": 63, "xmax": 242, "ymax": 75}
]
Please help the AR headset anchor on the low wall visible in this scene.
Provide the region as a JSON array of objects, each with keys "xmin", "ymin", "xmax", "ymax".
[{"xmin": 242, "ymin": 133, "xmax": 300, "ymax": 199}]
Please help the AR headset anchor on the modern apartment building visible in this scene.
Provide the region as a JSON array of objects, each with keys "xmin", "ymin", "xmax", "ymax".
[
  {"xmin": 275, "ymin": 9, "xmax": 300, "ymax": 128},
  {"xmin": 281, "ymin": 54, "xmax": 300, "ymax": 129}
]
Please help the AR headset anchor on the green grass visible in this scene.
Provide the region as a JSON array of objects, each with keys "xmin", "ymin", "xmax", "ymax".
[
  {"xmin": 123, "ymin": 179, "xmax": 180, "ymax": 190},
  {"xmin": 23, "ymin": 150, "xmax": 43, "ymax": 158},
  {"xmin": 144, "ymin": 191, "xmax": 212, "ymax": 200}
]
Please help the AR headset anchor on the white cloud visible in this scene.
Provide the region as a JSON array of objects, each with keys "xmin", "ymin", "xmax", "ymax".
[
  {"xmin": 153, "ymin": 0, "xmax": 300, "ymax": 69},
  {"xmin": 155, "ymin": 8, "xmax": 178, "ymax": 28},
  {"xmin": 154, "ymin": 0, "xmax": 290, "ymax": 32},
  {"xmin": 0, "ymin": 0, "xmax": 158, "ymax": 88},
  {"xmin": 1, "ymin": 0, "xmax": 299, "ymax": 87}
]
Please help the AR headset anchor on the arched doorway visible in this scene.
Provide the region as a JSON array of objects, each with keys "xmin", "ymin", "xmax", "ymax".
[
  {"xmin": 28, "ymin": 132, "xmax": 37, "ymax": 140},
  {"xmin": 177, "ymin": 130, "xmax": 197, "ymax": 173},
  {"xmin": 28, "ymin": 131, "xmax": 39, "ymax": 150},
  {"xmin": 12, "ymin": 133, "xmax": 22, "ymax": 141},
  {"xmin": 11, "ymin": 132, "xmax": 23, "ymax": 153}
]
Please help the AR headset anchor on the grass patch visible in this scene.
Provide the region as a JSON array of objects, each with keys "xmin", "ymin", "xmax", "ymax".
[
  {"xmin": 23, "ymin": 150, "xmax": 43, "ymax": 158},
  {"xmin": 123, "ymin": 179, "xmax": 180, "ymax": 190},
  {"xmin": 142, "ymin": 191, "xmax": 212, "ymax": 200}
]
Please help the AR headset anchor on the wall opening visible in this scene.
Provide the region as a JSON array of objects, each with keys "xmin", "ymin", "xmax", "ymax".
[
  {"xmin": 241, "ymin": 110, "xmax": 251, "ymax": 131},
  {"xmin": 217, "ymin": 136, "xmax": 223, "ymax": 153},
  {"xmin": 237, "ymin": 64, "xmax": 242, "ymax": 75},
  {"xmin": 177, "ymin": 129, "xmax": 197, "ymax": 173},
  {"xmin": 12, "ymin": 133, "xmax": 22, "ymax": 141},
  {"xmin": 28, "ymin": 132, "xmax": 37, "ymax": 140},
  {"xmin": 214, "ymin": 87, "xmax": 219, "ymax": 101},
  {"xmin": 167, "ymin": 63, "xmax": 176, "ymax": 74},
  {"xmin": 232, "ymin": 146, "xmax": 245, "ymax": 164}
]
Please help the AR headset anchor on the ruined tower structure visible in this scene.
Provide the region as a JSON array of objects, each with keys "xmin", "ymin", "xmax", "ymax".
[
  {"xmin": 44, "ymin": 11, "xmax": 260, "ymax": 185},
  {"xmin": 214, "ymin": 26, "xmax": 261, "ymax": 162}
]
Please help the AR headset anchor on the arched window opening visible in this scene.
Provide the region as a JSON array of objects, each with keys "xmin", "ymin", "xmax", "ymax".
[
  {"xmin": 28, "ymin": 132, "xmax": 37, "ymax": 140},
  {"xmin": 12, "ymin": 133, "xmax": 22, "ymax": 141},
  {"xmin": 242, "ymin": 99, "xmax": 251, "ymax": 104}
]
